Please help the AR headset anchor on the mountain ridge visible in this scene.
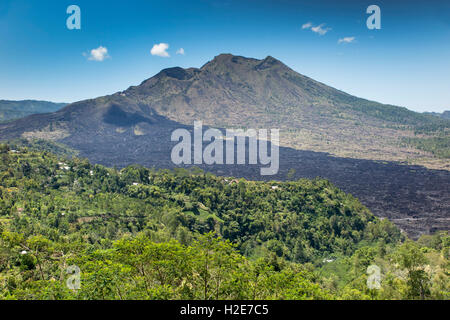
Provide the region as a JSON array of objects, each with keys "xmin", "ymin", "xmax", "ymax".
[
  {"xmin": 2, "ymin": 54, "xmax": 446, "ymax": 150},
  {"xmin": 0, "ymin": 100, "xmax": 67, "ymax": 123}
]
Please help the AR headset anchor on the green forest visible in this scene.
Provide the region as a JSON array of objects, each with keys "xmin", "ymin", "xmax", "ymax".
[{"xmin": 0, "ymin": 144, "xmax": 448, "ymax": 300}]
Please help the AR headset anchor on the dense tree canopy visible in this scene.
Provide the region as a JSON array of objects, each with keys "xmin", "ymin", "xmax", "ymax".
[{"xmin": 0, "ymin": 145, "xmax": 448, "ymax": 300}]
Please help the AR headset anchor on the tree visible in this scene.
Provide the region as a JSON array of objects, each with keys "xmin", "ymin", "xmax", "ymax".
[
  {"xmin": 395, "ymin": 241, "xmax": 430, "ymax": 299},
  {"xmin": 190, "ymin": 233, "xmax": 242, "ymax": 300}
]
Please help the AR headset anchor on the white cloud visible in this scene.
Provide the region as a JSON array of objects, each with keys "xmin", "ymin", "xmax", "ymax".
[
  {"xmin": 302, "ymin": 22, "xmax": 312, "ymax": 29},
  {"xmin": 311, "ymin": 24, "xmax": 331, "ymax": 35},
  {"xmin": 151, "ymin": 43, "xmax": 170, "ymax": 57},
  {"xmin": 85, "ymin": 46, "xmax": 110, "ymax": 61},
  {"xmin": 301, "ymin": 22, "xmax": 331, "ymax": 35},
  {"xmin": 176, "ymin": 48, "xmax": 185, "ymax": 55},
  {"xmin": 338, "ymin": 37, "xmax": 356, "ymax": 44}
]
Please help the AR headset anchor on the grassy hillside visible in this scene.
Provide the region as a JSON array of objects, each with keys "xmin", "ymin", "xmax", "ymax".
[{"xmin": 0, "ymin": 145, "xmax": 448, "ymax": 300}]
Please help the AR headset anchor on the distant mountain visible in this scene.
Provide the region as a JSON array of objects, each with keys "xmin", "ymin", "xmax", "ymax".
[
  {"xmin": 424, "ymin": 110, "xmax": 450, "ymax": 120},
  {"xmin": 0, "ymin": 100, "xmax": 67, "ymax": 122},
  {"xmin": 0, "ymin": 54, "xmax": 448, "ymax": 237}
]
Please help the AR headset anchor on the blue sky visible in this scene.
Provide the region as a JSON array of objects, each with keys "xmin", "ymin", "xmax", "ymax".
[{"xmin": 0, "ymin": 0, "xmax": 449, "ymax": 112}]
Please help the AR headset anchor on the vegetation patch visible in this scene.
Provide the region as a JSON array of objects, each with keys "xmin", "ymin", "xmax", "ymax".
[{"xmin": 0, "ymin": 145, "xmax": 448, "ymax": 299}]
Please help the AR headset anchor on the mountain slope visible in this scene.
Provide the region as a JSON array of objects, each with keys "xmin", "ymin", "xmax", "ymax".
[
  {"xmin": 0, "ymin": 100, "xmax": 67, "ymax": 122},
  {"xmin": 425, "ymin": 110, "xmax": 450, "ymax": 120},
  {"xmin": 122, "ymin": 54, "xmax": 449, "ymax": 168},
  {"xmin": 1, "ymin": 54, "xmax": 448, "ymax": 167}
]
